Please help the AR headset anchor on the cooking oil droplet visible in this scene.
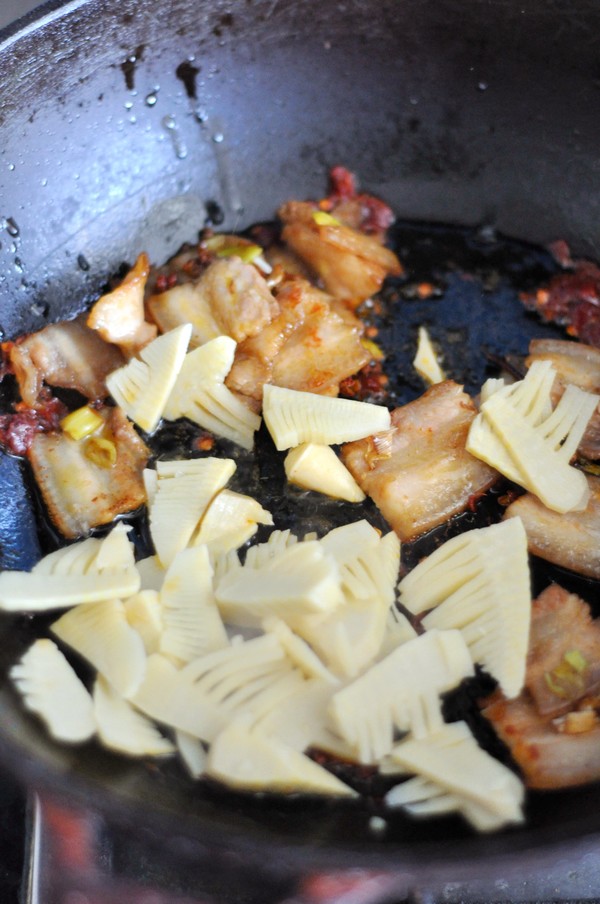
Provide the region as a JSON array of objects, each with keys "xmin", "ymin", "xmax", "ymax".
[
  {"xmin": 145, "ymin": 92, "xmax": 158, "ymax": 106},
  {"xmin": 41, "ymin": 178, "xmax": 48, "ymax": 187},
  {"xmin": 161, "ymin": 115, "xmax": 187, "ymax": 159},
  {"xmin": 14, "ymin": 257, "xmax": 23, "ymax": 273},
  {"xmin": 8, "ymin": 163, "xmax": 15, "ymax": 172},
  {"xmin": 409, "ymin": 96, "xmax": 419, "ymax": 106},
  {"xmin": 30, "ymin": 302, "xmax": 48, "ymax": 317},
  {"xmin": 212, "ymin": 132, "xmax": 224, "ymax": 144},
  {"xmin": 477, "ymin": 81, "xmax": 488, "ymax": 91},
  {"xmin": 77, "ymin": 254, "xmax": 90, "ymax": 271},
  {"xmin": 6, "ymin": 218, "xmax": 19, "ymax": 238},
  {"xmin": 195, "ymin": 108, "xmax": 208, "ymax": 124}
]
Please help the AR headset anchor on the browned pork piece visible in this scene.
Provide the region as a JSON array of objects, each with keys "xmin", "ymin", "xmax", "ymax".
[
  {"xmin": 525, "ymin": 585, "xmax": 600, "ymax": 717},
  {"xmin": 226, "ymin": 277, "xmax": 370, "ymax": 401},
  {"xmin": 147, "ymin": 256, "xmax": 278, "ymax": 349},
  {"xmin": 29, "ymin": 406, "xmax": 149, "ymax": 539},
  {"xmin": 484, "ymin": 692, "xmax": 600, "ymax": 790},
  {"xmin": 484, "ymin": 585, "xmax": 600, "ymax": 789},
  {"xmin": 278, "ymin": 201, "xmax": 402, "ymax": 307},
  {"xmin": 526, "ymin": 338, "xmax": 600, "ymax": 459},
  {"xmin": 87, "ymin": 252, "xmax": 157, "ymax": 357},
  {"xmin": 341, "ymin": 381, "xmax": 498, "ymax": 540},
  {"xmin": 504, "ymin": 475, "xmax": 600, "ymax": 579},
  {"xmin": 7, "ymin": 314, "xmax": 125, "ymax": 408}
]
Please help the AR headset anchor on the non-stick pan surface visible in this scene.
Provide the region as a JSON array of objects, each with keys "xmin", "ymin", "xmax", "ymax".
[{"xmin": 2, "ymin": 0, "xmax": 600, "ymax": 888}]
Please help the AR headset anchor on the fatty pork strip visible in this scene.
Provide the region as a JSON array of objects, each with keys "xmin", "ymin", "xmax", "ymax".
[
  {"xmin": 503, "ymin": 474, "xmax": 600, "ymax": 580},
  {"xmin": 278, "ymin": 201, "xmax": 402, "ymax": 307},
  {"xmin": 484, "ymin": 585, "xmax": 600, "ymax": 789},
  {"xmin": 226, "ymin": 277, "xmax": 370, "ymax": 402},
  {"xmin": 28, "ymin": 406, "xmax": 149, "ymax": 539},
  {"xmin": 146, "ymin": 256, "xmax": 279, "ymax": 351},
  {"xmin": 526, "ymin": 338, "xmax": 600, "ymax": 459},
  {"xmin": 87, "ymin": 252, "xmax": 157, "ymax": 358},
  {"xmin": 6, "ymin": 313, "xmax": 125, "ymax": 408},
  {"xmin": 341, "ymin": 381, "xmax": 498, "ymax": 541}
]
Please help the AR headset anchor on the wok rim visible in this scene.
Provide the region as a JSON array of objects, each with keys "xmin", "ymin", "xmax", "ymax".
[{"xmin": 2, "ymin": 0, "xmax": 600, "ymax": 887}]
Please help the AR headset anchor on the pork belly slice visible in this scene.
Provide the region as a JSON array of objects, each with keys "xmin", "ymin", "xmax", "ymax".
[
  {"xmin": 483, "ymin": 692, "xmax": 600, "ymax": 790},
  {"xmin": 526, "ymin": 338, "xmax": 600, "ymax": 459},
  {"xmin": 341, "ymin": 381, "xmax": 498, "ymax": 541},
  {"xmin": 29, "ymin": 407, "xmax": 149, "ymax": 539},
  {"xmin": 484, "ymin": 585, "xmax": 600, "ymax": 789},
  {"xmin": 278, "ymin": 201, "xmax": 402, "ymax": 307},
  {"xmin": 147, "ymin": 256, "xmax": 278, "ymax": 349},
  {"xmin": 525, "ymin": 585, "xmax": 600, "ymax": 717},
  {"xmin": 226, "ymin": 278, "xmax": 370, "ymax": 402},
  {"xmin": 504, "ymin": 475, "xmax": 600, "ymax": 579},
  {"xmin": 87, "ymin": 252, "xmax": 157, "ymax": 357},
  {"xmin": 8, "ymin": 314, "xmax": 125, "ymax": 408}
]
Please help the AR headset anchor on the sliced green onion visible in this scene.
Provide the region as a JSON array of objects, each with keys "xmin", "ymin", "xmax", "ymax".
[
  {"xmin": 312, "ymin": 211, "xmax": 341, "ymax": 226},
  {"xmin": 85, "ymin": 436, "xmax": 117, "ymax": 469},
  {"xmin": 564, "ymin": 649, "xmax": 588, "ymax": 674},
  {"xmin": 61, "ymin": 406, "xmax": 104, "ymax": 442},
  {"xmin": 216, "ymin": 243, "xmax": 263, "ymax": 264}
]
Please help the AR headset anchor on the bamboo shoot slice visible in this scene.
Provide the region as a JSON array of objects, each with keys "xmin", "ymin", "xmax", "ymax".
[
  {"xmin": 0, "ymin": 569, "xmax": 140, "ymax": 612},
  {"xmin": 284, "ymin": 443, "xmax": 366, "ymax": 502},
  {"xmin": 329, "ymin": 629, "xmax": 474, "ymax": 763},
  {"xmin": 413, "ymin": 326, "xmax": 445, "ymax": 385},
  {"xmin": 52, "ymin": 599, "xmax": 147, "ymax": 698},
  {"xmin": 148, "ymin": 457, "xmax": 236, "ymax": 568},
  {"xmin": 106, "ymin": 323, "xmax": 192, "ymax": 433},
  {"xmin": 206, "ymin": 719, "xmax": 357, "ymax": 796},
  {"xmin": 159, "ymin": 546, "xmax": 228, "ymax": 664},
  {"xmin": 215, "ymin": 541, "xmax": 343, "ymax": 626},
  {"xmin": 243, "ymin": 529, "xmax": 298, "ymax": 569},
  {"xmin": 124, "ymin": 590, "xmax": 163, "ymax": 654},
  {"xmin": 164, "ymin": 336, "xmax": 261, "ymax": 450},
  {"xmin": 385, "ymin": 721, "xmax": 524, "ymax": 831},
  {"xmin": 93, "ymin": 675, "xmax": 175, "ymax": 757},
  {"xmin": 400, "ymin": 518, "xmax": 531, "ymax": 699},
  {"xmin": 262, "ymin": 384, "xmax": 391, "ymax": 451},
  {"xmin": 175, "ymin": 730, "xmax": 208, "ymax": 778},
  {"xmin": 10, "ymin": 639, "xmax": 95, "ymax": 743},
  {"xmin": 192, "ymin": 489, "xmax": 273, "ymax": 555}
]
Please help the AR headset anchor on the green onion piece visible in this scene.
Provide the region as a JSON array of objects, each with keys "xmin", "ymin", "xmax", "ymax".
[
  {"xmin": 61, "ymin": 406, "xmax": 104, "ymax": 442},
  {"xmin": 543, "ymin": 671, "xmax": 570, "ymax": 699},
  {"xmin": 564, "ymin": 649, "xmax": 588, "ymax": 674},
  {"xmin": 85, "ymin": 436, "xmax": 117, "ymax": 469},
  {"xmin": 215, "ymin": 243, "xmax": 263, "ymax": 264},
  {"xmin": 312, "ymin": 211, "xmax": 341, "ymax": 227}
]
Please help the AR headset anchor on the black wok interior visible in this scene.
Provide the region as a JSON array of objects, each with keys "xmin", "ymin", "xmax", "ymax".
[{"xmin": 2, "ymin": 0, "xmax": 600, "ymax": 889}]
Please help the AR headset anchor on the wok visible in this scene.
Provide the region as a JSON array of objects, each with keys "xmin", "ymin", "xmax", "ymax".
[{"xmin": 1, "ymin": 0, "xmax": 600, "ymax": 897}]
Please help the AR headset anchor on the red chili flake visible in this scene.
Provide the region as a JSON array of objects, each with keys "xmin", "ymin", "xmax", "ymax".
[
  {"xmin": 181, "ymin": 258, "xmax": 204, "ymax": 279},
  {"xmin": 522, "ymin": 258, "xmax": 600, "ymax": 348},
  {"xmin": 193, "ymin": 433, "xmax": 215, "ymax": 452},
  {"xmin": 357, "ymin": 194, "xmax": 395, "ymax": 234},
  {"xmin": 339, "ymin": 362, "xmax": 388, "ymax": 401},
  {"xmin": 416, "ymin": 281, "xmax": 436, "ymax": 300},
  {"xmin": 498, "ymin": 488, "xmax": 521, "ymax": 507},
  {"xmin": 326, "ymin": 165, "xmax": 395, "ymax": 235},
  {"xmin": 548, "ymin": 239, "xmax": 573, "ymax": 269},
  {"xmin": 154, "ymin": 274, "xmax": 169, "ymax": 294},
  {"xmin": 0, "ymin": 395, "xmax": 67, "ymax": 457},
  {"xmin": 328, "ymin": 165, "xmax": 357, "ymax": 200}
]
